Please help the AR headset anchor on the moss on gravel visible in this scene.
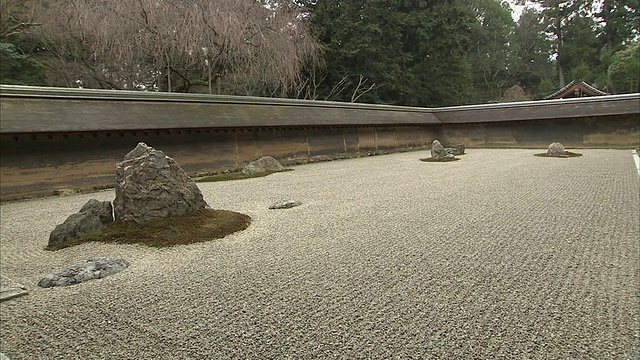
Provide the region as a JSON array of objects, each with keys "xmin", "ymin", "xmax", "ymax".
[
  {"xmin": 419, "ymin": 157, "xmax": 461, "ymax": 162},
  {"xmin": 195, "ymin": 169, "xmax": 293, "ymax": 183},
  {"xmin": 534, "ymin": 151, "xmax": 583, "ymax": 158},
  {"xmin": 46, "ymin": 209, "xmax": 251, "ymax": 250}
]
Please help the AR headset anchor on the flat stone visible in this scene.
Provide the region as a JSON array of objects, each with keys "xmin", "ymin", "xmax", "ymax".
[
  {"xmin": 38, "ymin": 256, "xmax": 129, "ymax": 288},
  {"xmin": 0, "ymin": 275, "xmax": 28, "ymax": 302},
  {"xmin": 446, "ymin": 144, "xmax": 465, "ymax": 155},
  {"xmin": 269, "ymin": 200, "xmax": 302, "ymax": 209}
]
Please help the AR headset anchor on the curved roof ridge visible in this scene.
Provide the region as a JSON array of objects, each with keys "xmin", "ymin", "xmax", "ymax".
[{"xmin": 544, "ymin": 80, "xmax": 608, "ymax": 99}]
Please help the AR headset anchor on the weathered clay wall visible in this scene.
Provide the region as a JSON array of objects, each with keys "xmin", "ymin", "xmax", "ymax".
[
  {"xmin": 1, "ymin": 86, "xmax": 638, "ymax": 201},
  {"xmin": 438, "ymin": 115, "xmax": 639, "ymax": 148},
  {"xmin": 2, "ymin": 115, "xmax": 638, "ymax": 201},
  {"xmin": 0, "ymin": 126, "xmax": 439, "ymax": 200}
]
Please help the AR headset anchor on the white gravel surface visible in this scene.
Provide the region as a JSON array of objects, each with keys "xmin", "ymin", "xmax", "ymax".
[{"xmin": 1, "ymin": 149, "xmax": 639, "ymax": 359}]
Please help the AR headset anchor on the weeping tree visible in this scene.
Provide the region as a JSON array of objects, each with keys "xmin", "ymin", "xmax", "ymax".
[{"xmin": 26, "ymin": 0, "xmax": 320, "ymax": 95}]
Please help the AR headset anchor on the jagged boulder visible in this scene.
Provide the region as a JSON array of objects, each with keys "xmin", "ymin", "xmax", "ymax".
[
  {"xmin": 113, "ymin": 142, "xmax": 208, "ymax": 223},
  {"xmin": 547, "ymin": 142, "xmax": 566, "ymax": 156},
  {"xmin": 38, "ymin": 256, "xmax": 129, "ymax": 288},
  {"xmin": 431, "ymin": 140, "xmax": 449, "ymax": 159},
  {"xmin": 48, "ymin": 199, "xmax": 114, "ymax": 248},
  {"xmin": 242, "ymin": 156, "xmax": 284, "ymax": 176}
]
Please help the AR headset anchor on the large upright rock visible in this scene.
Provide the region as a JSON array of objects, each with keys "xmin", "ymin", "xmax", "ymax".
[
  {"xmin": 114, "ymin": 143, "xmax": 208, "ymax": 223},
  {"xmin": 48, "ymin": 199, "xmax": 114, "ymax": 247},
  {"xmin": 431, "ymin": 140, "xmax": 447, "ymax": 159}
]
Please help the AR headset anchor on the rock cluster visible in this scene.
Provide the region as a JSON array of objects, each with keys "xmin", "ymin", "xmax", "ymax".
[
  {"xmin": 38, "ymin": 256, "xmax": 129, "ymax": 288},
  {"xmin": 431, "ymin": 140, "xmax": 457, "ymax": 160},
  {"xmin": 242, "ymin": 156, "xmax": 284, "ymax": 176},
  {"xmin": 48, "ymin": 199, "xmax": 113, "ymax": 248},
  {"xmin": 48, "ymin": 142, "xmax": 209, "ymax": 248},
  {"xmin": 113, "ymin": 142, "xmax": 208, "ymax": 223},
  {"xmin": 42, "ymin": 143, "xmax": 221, "ymax": 288}
]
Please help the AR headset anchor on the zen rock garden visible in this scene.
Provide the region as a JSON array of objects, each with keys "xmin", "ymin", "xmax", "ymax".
[
  {"xmin": 421, "ymin": 140, "xmax": 465, "ymax": 162},
  {"xmin": 34, "ymin": 140, "xmax": 577, "ymax": 289},
  {"xmin": 41, "ymin": 142, "xmax": 251, "ymax": 288}
]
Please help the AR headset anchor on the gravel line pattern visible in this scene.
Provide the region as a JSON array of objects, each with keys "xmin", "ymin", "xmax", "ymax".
[{"xmin": 0, "ymin": 149, "xmax": 638, "ymax": 359}]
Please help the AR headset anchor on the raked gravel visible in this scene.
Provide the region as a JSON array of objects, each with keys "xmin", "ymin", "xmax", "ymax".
[{"xmin": 0, "ymin": 149, "xmax": 639, "ymax": 359}]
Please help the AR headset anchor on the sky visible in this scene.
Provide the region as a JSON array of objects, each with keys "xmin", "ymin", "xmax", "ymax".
[{"xmin": 507, "ymin": 0, "xmax": 541, "ymax": 21}]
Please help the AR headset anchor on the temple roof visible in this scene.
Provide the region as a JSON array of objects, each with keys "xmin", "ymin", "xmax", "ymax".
[{"xmin": 544, "ymin": 80, "xmax": 608, "ymax": 99}]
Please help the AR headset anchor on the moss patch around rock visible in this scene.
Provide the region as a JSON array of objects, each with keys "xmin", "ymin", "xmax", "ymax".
[
  {"xmin": 46, "ymin": 209, "xmax": 251, "ymax": 250},
  {"xmin": 195, "ymin": 169, "xmax": 293, "ymax": 183},
  {"xmin": 534, "ymin": 151, "xmax": 583, "ymax": 158},
  {"xmin": 419, "ymin": 157, "xmax": 461, "ymax": 162}
]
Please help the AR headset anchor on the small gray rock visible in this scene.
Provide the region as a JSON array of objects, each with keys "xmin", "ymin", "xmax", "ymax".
[
  {"xmin": 446, "ymin": 144, "xmax": 465, "ymax": 155},
  {"xmin": 242, "ymin": 163, "xmax": 260, "ymax": 177},
  {"xmin": 269, "ymin": 200, "xmax": 302, "ymax": 209},
  {"xmin": 48, "ymin": 199, "xmax": 113, "ymax": 247},
  {"xmin": 38, "ymin": 256, "xmax": 129, "ymax": 288},
  {"xmin": 547, "ymin": 142, "xmax": 566, "ymax": 156},
  {"xmin": 242, "ymin": 156, "xmax": 284, "ymax": 176}
]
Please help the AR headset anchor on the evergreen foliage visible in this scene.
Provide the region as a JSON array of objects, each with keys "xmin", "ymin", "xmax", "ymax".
[
  {"xmin": 608, "ymin": 42, "xmax": 640, "ymax": 93},
  {"xmin": 303, "ymin": 0, "xmax": 475, "ymax": 106},
  {"xmin": 0, "ymin": 42, "xmax": 46, "ymax": 85}
]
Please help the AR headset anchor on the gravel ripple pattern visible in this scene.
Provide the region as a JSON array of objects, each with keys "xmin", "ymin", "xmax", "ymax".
[{"xmin": 1, "ymin": 149, "xmax": 639, "ymax": 359}]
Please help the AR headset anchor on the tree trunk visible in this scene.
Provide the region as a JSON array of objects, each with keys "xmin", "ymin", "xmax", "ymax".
[
  {"xmin": 555, "ymin": 16, "xmax": 565, "ymax": 87},
  {"xmin": 207, "ymin": 60, "xmax": 212, "ymax": 94},
  {"xmin": 164, "ymin": 64, "xmax": 172, "ymax": 93}
]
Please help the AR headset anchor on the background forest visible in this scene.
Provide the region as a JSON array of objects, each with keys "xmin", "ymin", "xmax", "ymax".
[{"xmin": 1, "ymin": 0, "xmax": 638, "ymax": 106}]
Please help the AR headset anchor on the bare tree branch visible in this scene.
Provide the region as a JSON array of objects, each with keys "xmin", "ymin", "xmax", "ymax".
[
  {"xmin": 28, "ymin": 0, "xmax": 321, "ymax": 94},
  {"xmin": 351, "ymin": 74, "xmax": 377, "ymax": 102}
]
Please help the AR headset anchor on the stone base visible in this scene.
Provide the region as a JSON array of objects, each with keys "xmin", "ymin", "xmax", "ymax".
[{"xmin": 0, "ymin": 275, "xmax": 28, "ymax": 302}]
